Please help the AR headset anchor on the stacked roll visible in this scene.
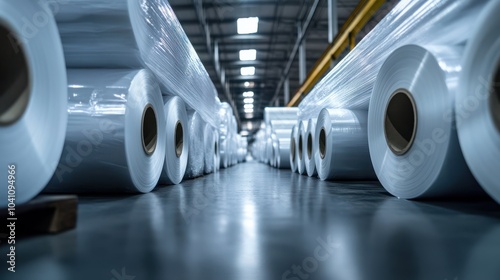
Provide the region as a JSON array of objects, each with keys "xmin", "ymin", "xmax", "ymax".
[
  {"xmin": 455, "ymin": 0, "xmax": 500, "ymax": 203},
  {"xmin": 46, "ymin": 69, "xmax": 167, "ymax": 193},
  {"xmin": 253, "ymin": 108, "xmax": 298, "ymax": 168},
  {"xmin": 0, "ymin": 0, "xmax": 68, "ymax": 205}
]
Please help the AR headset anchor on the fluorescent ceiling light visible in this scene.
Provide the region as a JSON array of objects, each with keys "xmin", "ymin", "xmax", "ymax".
[
  {"xmin": 243, "ymin": 98, "xmax": 254, "ymax": 104},
  {"xmin": 244, "ymin": 82, "xmax": 255, "ymax": 88},
  {"xmin": 244, "ymin": 104, "xmax": 254, "ymax": 109},
  {"xmin": 237, "ymin": 17, "xmax": 259, "ymax": 34},
  {"xmin": 245, "ymin": 114, "xmax": 254, "ymax": 119},
  {"xmin": 240, "ymin": 130, "xmax": 249, "ymax": 136},
  {"xmin": 244, "ymin": 108, "xmax": 254, "ymax": 113},
  {"xmin": 241, "ymin": 66, "xmax": 255, "ymax": 76},
  {"xmin": 242, "ymin": 91, "xmax": 254, "ymax": 97},
  {"xmin": 239, "ymin": 49, "xmax": 257, "ymax": 61}
]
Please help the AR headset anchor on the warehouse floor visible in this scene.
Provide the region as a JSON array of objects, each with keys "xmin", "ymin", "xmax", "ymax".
[{"xmin": 3, "ymin": 162, "xmax": 500, "ymax": 280}]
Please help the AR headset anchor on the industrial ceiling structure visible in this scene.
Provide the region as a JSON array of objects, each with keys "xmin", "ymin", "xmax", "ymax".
[{"xmin": 170, "ymin": 0, "xmax": 396, "ymax": 132}]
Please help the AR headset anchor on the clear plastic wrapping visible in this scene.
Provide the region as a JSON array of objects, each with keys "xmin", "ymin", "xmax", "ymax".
[
  {"xmin": 456, "ymin": 0, "xmax": 500, "ymax": 204},
  {"xmin": 297, "ymin": 120, "xmax": 308, "ymax": 175},
  {"xmin": 203, "ymin": 123, "xmax": 218, "ymax": 174},
  {"xmin": 290, "ymin": 125, "xmax": 299, "ymax": 172},
  {"xmin": 264, "ymin": 107, "xmax": 299, "ymax": 125},
  {"xmin": 46, "ymin": 69, "xmax": 166, "ymax": 193},
  {"xmin": 298, "ymin": 0, "xmax": 489, "ymax": 119},
  {"xmin": 368, "ymin": 45, "xmax": 482, "ymax": 198},
  {"xmin": 184, "ymin": 111, "xmax": 205, "ymax": 179},
  {"xmin": 315, "ymin": 109, "xmax": 375, "ymax": 181},
  {"xmin": 49, "ymin": 0, "xmax": 219, "ymax": 127},
  {"xmin": 0, "ymin": 0, "xmax": 67, "ymax": 205},
  {"xmin": 159, "ymin": 96, "xmax": 188, "ymax": 185},
  {"xmin": 304, "ymin": 118, "xmax": 318, "ymax": 177}
]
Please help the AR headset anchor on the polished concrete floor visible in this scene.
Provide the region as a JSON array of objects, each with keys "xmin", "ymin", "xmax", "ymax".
[{"xmin": 1, "ymin": 161, "xmax": 500, "ymax": 280}]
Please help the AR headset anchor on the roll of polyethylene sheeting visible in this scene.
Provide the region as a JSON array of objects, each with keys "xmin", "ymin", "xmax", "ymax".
[
  {"xmin": 214, "ymin": 130, "xmax": 220, "ymax": 171},
  {"xmin": 305, "ymin": 119, "xmax": 318, "ymax": 177},
  {"xmin": 184, "ymin": 111, "xmax": 205, "ymax": 179},
  {"xmin": 159, "ymin": 96, "xmax": 188, "ymax": 185},
  {"xmin": 0, "ymin": 0, "xmax": 67, "ymax": 205},
  {"xmin": 298, "ymin": 0, "xmax": 489, "ymax": 120},
  {"xmin": 50, "ymin": 0, "xmax": 218, "ymax": 127},
  {"xmin": 272, "ymin": 134, "xmax": 279, "ymax": 168},
  {"xmin": 315, "ymin": 108, "xmax": 376, "ymax": 181},
  {"xmin": 264, "ymin": 107, "xmax": 299, "ymax": 124},
  {"xmin": 290, "ymin": 125, "xmax": 298, "ymax": 172},
  {"xmin": 456, "ymin": 0, "xmax": 500, "ymax": 204},
  {"xmin": 46, "ymin": 69, "xmax": 165, "ymax": 193},
  {"xmin": 368, "ymin": 45, "xmax": 482, "ymax": 199},
  {"xmin": 297, "ymin": 120, "xmax": 308, "ymax": 174},
  {"xmin": 274, "ymin": 128, "xmax": 293, "ymax": 140},
  {"xmin": 219, "ymin": 135, "xmax": 229, "ymax": 169},
  {"xmin": 203, "ymin": 124, "xmax": 216, "ymax": 174},
  {"xmin": 278, "ymin": 139, "xmax": 291, "ymax": 169},
  {"xmin": 270, "ymin": 120, "xmax": 297, "ymax": 132}
]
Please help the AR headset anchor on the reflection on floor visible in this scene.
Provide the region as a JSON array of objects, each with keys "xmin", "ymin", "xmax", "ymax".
[{"xmin": 1, "ymin": 161, "xmax": 500, "ymax": 280}]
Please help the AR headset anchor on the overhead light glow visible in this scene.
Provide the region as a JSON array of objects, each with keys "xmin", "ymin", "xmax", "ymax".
[
  {"xmin": 244, "ymin": 108, "xmax": 254, "ymax": 113},
  {"xmin": 240, "ymin": 130, "xmax": 249, "ymax": 136},
  {"xmin": 239, "ymin": 49, "xmax": 257, "ymax": 61},
  {"xmin": 237, "ymin": 17, "xmax": 259, "ymax": 34},
  {"xmin": 244, "ymin": 82, "xmax": 255, "ymax": 88},
  {"xmin": 245, "ymin": 114, "xmax": 254, "ymax": 119},
  {"xmin": 242, "ymin": 91, "xmax": 254, "ymax": 97},
  {"xmin": 243, "ymin": 98, "xmax": 254, "ymax": 104},
  {"xmin": 241, "ymin": 66, "xmax": 255, "ymax": 76},
  {"xmin": 244, "ymin": 104, "xmax": 254, "ymax": 109}
]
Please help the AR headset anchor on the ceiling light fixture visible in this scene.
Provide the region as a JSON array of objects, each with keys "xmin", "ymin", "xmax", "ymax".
[
  {"xmin": 244, "ymin": 104, "xmax": 254, "ymax": 109},
  {"xmin": 237, "ymin": 17, "xmax": 259, "ymax": 34},
  {"xmin": 244, "ymin": 82, "xmax": 255, "ymax": 88},
  {"xmin": 244, "ymin": 108, "xmax": 254, "ymax": 113},
  {"xmin": 239, "ymin": 49, "xmax": 257, "ymax": 61},
  {"xmin": 241, "ymin": 66, "xmax": 255, "ymax": 76},
  {"xmin": 243, "ymin": 98, "xmax": 254, "ymax": 104},
  {"xmin": 242, "ymin": 91, "xmax": 254, "ymax": 97}
]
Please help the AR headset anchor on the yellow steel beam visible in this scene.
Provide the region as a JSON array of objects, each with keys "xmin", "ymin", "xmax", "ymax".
[{"xmin": 287, "ymin": 0, "xmax": 386, "ymax": 107}]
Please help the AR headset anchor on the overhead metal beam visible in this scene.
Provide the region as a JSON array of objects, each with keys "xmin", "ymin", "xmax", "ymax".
[
  {"xmin": 298, "ymin": 24, "xmax": 306, "ymax": 84},
  {"xmin": 286, "ymin": 0, "xmax": 386, "ymax": 107},
  {"xmin": 328, "ymin": 0, "xmax": 339, "ymax": 43},
  {"xmin": 269, "ymin": 0, "xmax": 321, "ymax": 105},
  {"xmin": 284, "ymin": 78, "xmax": 290, "ymax": 105},
  {"xmin": 172, "ymin": 1, "xmax": 330, "ymax": 10}
]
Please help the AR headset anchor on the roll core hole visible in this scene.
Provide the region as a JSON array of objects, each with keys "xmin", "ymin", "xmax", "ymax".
[
  {"xmin": 141, "ymin": 105, "xmax": 158, "ymax": 155},
  {"xmin": 214, "ymin": 141, "xmax": 218, "ymax": 156},
  {"xmin": 319, "ymin": 127, "xmax": 326, "ymax": 159},
  {"xmin": 175, "ymin": 121, "xmax": 184, "ymax": 158},
  {"xmin": 291, "ymin": 138, "xmax": 296, "ymax": 163},
  {"xmin": 307, "ymin": 133, "xmax": 313, "ymax": 160},
  {"xmin": 298, "ymin": 135, "xmax": 303, "ymax": 160},
  {"xmin": 384, "ymin": 90, "xmax": 417, "ymax": 155},
  {"xmin": 491, "ymin": 65, "xmax": 500, "ymax": 132},
  {"xmin": 0, "ymin": 23, "xmax": 31, "ymax": 125}
]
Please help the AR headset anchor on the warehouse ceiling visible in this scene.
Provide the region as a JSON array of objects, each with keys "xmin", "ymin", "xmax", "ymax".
[{"xmin": 170, "ymin": 0, "xmax": 395, "ymax": 127}]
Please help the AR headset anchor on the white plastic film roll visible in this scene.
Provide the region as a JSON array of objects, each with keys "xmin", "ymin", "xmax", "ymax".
[
  {"xmin": 277, "ymin": 139, "xmax": 291, "ymax": 170},
  {"xmin": 369, "ymin": 45, "xmax": 482, "ymax": 199},
  {"xmin": 298, "ymin": 0, "xmax": 488, "ymax": 120},
  {"xmin": 203, "ymin": 124, "xmax": 217, "ymax": 174},
  {"xmin": 297, "ymin": 120, "xmax": 308, "ymax": 175},
  {"xmin": 46, "ymin": 69, "xmax": 165, "ymax": 193},
  {"xmin": 219, "ymin": 135, "xmax": 229, "ymax": 169},
  {"xmin": 456, "ymin": 0, "xmax": 500, "ymax": 204},
  {"xmin": 264, "ymin": 107, "xmax": 298, "ymax": 125},
  {"xmin": 0, "ymin": 0, "xmax": 67, "ymax": 205},
  {"xmin": 50, "ymin": 0, "xmax": 219, "ymax": 128},
  {"xmin": 159, "ymin": 96, "xmax": 188, "ymax": 185},
  {"xmin": 214, "ymin": 129, "xmax": 220, "ymax": 171},
  {"xmin": 290, "ymin": 125, "xmax": 298, "ymax": 172},
  {"xmin": 305, "ymin": 118, "xmax": 318, "ymax": 177},
  {"xmin": 184, "ymin": 110, "xmax": 205, "ymax": 179},
  {"xmin": 315, "ymin": 108, "xmax": 376, "ymax": 181}
]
